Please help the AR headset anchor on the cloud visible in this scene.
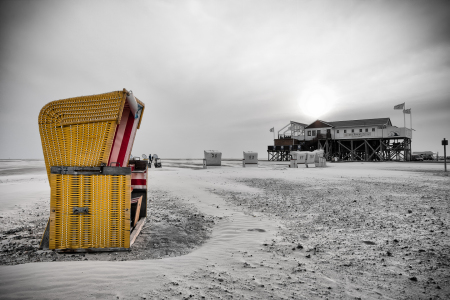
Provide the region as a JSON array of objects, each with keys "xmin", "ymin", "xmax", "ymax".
[{"xmin": 1, "ymin": 0, "xmax": 450, "ymax": 158}]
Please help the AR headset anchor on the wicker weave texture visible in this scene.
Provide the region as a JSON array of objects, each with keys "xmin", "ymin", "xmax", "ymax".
[
  {"xmin": 38, "ymin": 91, "xmax": 126, "ymax": 126},
  {"xmin": 38, "ymin": 90, "xmax": 146, "ymax": 179},
  {"xmin": 40, "ymin": 121, "xmax": 118, "ymax": 177},
  {"xmin": 38, "ymin": 91, "xmax": 128, "ymax": 179},
  {"xmin": 49, "ymin": 174, "xmax": 131, "ymax": 250}
]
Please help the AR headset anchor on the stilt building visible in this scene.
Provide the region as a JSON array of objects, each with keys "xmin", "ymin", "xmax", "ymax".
[{"xmin": 268, "ymin": 118, "xmax": 412, "ymax": 161}]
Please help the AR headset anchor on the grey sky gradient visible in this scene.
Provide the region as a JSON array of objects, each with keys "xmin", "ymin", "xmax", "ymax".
[{"xmin": 1, "ymin": 0, "xmax": 449, "ymax": 159}]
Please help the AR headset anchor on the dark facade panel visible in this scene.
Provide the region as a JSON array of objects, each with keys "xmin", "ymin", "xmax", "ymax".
[{"xmin": 274, "ymin": 139, "xmax": 301, "ymax": 146}]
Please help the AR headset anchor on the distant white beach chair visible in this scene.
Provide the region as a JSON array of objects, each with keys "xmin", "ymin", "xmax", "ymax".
[
  {"xmin": 290, "ymin": 151, "xmax": 325, "ymax": 168},
  {"xmin": 204, "ymin": 150, "xmax": 222, "ymax": 168},
  {"xmin": 313, "ymin": 149, "xmax": 327, "ymax": 167},
  {"xmin": 243, "ymin": 151, "xmax": 258, "ymax": 167}
]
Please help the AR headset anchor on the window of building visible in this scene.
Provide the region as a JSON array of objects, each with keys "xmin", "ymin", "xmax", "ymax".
[
  {"xmin": 337, "ymin": 130, "xmax": 340, "ymax": 133},
  {"xmin": 344, "ymin": 130, "xmax": 346, "ymax": 133},
  {"xmin": 359, "ymin": 129, "xmax": 362, "ymax": 132},
  {"xmin": 365, "ymin": 128, "xmax": 368, "ymax": 132},
  {"xmin": 327, "ymin": 129, "xmax": 331, "ymax": 134},
  {"xmin": 372, "ymin": 128, "xmax": 375, "ymax": 132},
  {"xmin": 312, "ymin": 130, "xmax": 316, "ymax": 136},
  {"xmin": 351, "ymin": 129, "xmax": 354, "ymax": 133},
  {"xmin": 317, "ymin": 130, "xmax": 321, "ymax": 134},
  {"xmin": 307, "ymin": 130, "xmax": 311, "ymax": 136}
]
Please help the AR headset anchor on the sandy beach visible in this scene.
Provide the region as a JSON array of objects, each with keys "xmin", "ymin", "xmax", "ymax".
[{"xmin": 0, "ymin": 159, "xmax": 449, "ymax": 299}]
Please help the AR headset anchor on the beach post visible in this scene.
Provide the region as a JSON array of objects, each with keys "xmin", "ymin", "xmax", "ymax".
[{"xmin": 443, "ymin": 138, "xmax": 448, "ymax": 172}]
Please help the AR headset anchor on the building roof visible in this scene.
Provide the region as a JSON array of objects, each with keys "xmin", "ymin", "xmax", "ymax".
[
  {"xmin": 326, "ymin": 118, "xmax": 392, "ymax": 128},
  {"xmin": 290, "ymin": 121, "xmax": 308, "ymax": 127},
  {"xmin": 305, "ymin": 120, "xmax": 334, "ymax": 129}
]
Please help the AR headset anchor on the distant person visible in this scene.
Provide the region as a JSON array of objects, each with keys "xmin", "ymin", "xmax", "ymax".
[{"xmin": 153, "ymin": 154, "xmax": 160, "ymax": 168}]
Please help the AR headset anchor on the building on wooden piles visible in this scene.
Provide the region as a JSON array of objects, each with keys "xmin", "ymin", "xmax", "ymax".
[{"xmin": 268, "ymin": 117, "xmax": 412, "ymax": 161}]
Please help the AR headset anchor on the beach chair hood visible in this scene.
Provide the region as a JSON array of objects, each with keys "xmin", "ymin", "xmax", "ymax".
[{"xmin": 38, "ymin": 88, "xmax": 145, "ymax": 180}]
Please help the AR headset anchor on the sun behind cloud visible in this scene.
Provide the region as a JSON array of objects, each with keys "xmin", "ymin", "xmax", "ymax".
[{"xmin": 299, "ymin": 83, "xmax": 338, "ymax": 119}]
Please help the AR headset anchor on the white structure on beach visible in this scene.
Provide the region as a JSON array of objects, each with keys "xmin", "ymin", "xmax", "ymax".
[
  {"xmin": 304, "ymin": 118, "xmax": 412, "ymax": 141},
  {"xmin": 243, "ymin": 151, "xmax": 258, "ymax": 166},
  {"xmin": 204, "ymin": 150, "xmax": 222, "ymax": 166},
  {"xmin": 270, "ymin": 117, "xmax": 413, "ymax": 162}
]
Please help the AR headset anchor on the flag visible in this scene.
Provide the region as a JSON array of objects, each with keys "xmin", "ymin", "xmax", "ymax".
[
  {"xmin": 403, "ymin": 108, "xmax": 411, "ymax": 114},
  {"xmin": 394, "ymin": 102, "xmax": 405, "ymax": 110},
  {"xmin": 269, "ymin": 127, "xmax": 274, "ymax": 132}
]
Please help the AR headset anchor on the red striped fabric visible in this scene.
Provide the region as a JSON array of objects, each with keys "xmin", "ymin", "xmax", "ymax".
[
  {"xmin": 131, "ymin": 197, "xmax": 141, "ymax": 204},
  {"xmin": 131, "ymin": 179, "xmax": 146, "ymax": 185},
  {"xmin": 117, "ymin": 112, "xmax": 135, "ymax": 167}
]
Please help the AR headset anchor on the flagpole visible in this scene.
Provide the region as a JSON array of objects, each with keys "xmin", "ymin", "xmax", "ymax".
[
  {"xmin": 394, "ymin": 102, "xmax": 408, "ymax": 160},
  {"xmin": 403, "ymin": 102, "xmax": 406, "ymax": 129},
  {"xmin": 410, "ymin": 110, "xmax": 412, "ymax": 133},
  {"xmin": 410, "ymin": 110, "xmax": 412, "ymax": 159}
]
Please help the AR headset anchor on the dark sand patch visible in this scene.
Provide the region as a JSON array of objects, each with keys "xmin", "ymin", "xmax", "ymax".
[
  {"xmin": 0, "ymin": 190, "xmax": 214, "ymax": 265},
  {"xmin": 212, "ymin": 176, "xmax": 450, "ymax": 299}
]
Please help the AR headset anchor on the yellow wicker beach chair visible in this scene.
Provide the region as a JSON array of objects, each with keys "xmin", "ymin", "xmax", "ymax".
[{"xmin": 38, "ymin": 89, "xmax": 147, "ymax": 251}]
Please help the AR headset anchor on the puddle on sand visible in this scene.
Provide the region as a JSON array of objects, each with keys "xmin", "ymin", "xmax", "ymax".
[{"xmin": 247, "ymin": 228, "xmax": 266, "ymax": 232}]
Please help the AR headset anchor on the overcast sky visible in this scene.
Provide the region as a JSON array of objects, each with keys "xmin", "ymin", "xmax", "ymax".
[{"xmin": 1, "ymin": 0, "xmax": 449, "ymax": 159}]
